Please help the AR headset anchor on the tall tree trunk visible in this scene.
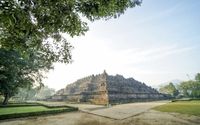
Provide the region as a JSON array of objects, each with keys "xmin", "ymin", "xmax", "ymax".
[{"xmin": 2, "ymin": 93, "xmax": 9, "ymax": 105}]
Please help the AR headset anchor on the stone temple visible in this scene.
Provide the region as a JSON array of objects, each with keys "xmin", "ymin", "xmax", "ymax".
[{"xmin": 50, "ymin": 71, "xmax": 166, "ymax": 104}]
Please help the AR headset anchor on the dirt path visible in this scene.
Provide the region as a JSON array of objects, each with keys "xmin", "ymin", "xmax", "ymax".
[
  {"xmin": 123, "ymin": 110, "xmax": 200, "ymax": 125},
  {"xmin": 1, "ymin": 101, "xmax": 200, "ymax": 125},
  {"xmin": 1, "ymin": 110, "xmax": 200, "ymax": 125},
  {"xmin": 85, "ymin": 101, "xmax": 168, "ymax": 119},
  {"xmin": 37, "ymin": 101, "xmax": 106, "ymax": 111},
  {"xmin": 38, "ymin": 101, "xmax": 169, "ymax": 119}
]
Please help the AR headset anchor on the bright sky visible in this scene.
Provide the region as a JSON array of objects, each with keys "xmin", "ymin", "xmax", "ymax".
[{"xmin": 43, "ymin": 0, "xmax": 200, "ymax": 90}]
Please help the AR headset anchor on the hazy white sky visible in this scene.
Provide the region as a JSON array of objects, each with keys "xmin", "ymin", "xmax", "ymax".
[{"xmin": 43, "ymin": 0, "xmax": 200, "ymax": 90}]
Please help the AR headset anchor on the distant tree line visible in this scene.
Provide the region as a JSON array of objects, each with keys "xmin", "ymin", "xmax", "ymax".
[
  {"xmin": 12, "ymin": 86, "xmax": 55, "ymax": 102},
  {"xmin": 159, "ymin": 73, "xmax": 200, "ymax": 98}
]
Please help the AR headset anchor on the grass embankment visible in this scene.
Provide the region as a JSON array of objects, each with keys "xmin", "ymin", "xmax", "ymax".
[
  {"xmin": 153, "ymin": 100, "xmax": 200, "ymax": 116},
  {"xmin": 0, "ymin": 106, "xmax": 66, "ymax": 115},
  {"xmin": 0, "ymin": 103, "xmax": 78, "ymax": 120}
]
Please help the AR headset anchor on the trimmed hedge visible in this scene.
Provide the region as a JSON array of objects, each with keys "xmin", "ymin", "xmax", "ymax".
[
  {"xmin": 171, "ymin": 98, "xmax": 200, "ymax": 102},
  {"xmin": 0, "ymin": 103, "xmax": 40, "ymax": 108},
  {"xmin": 0, "ymin": 102, "xmax": 76, "ymax": 109},
  {"xmin": 0, "ymin": 103, "xmax": 78, "ymax": 120}
]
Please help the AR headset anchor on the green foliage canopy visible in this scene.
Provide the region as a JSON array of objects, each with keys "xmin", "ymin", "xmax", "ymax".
[
  {"xmin": 195, "ymin": 73, "xmax": 200, "ymax": 82},
  {"xmin": 179, "ymin": 78, "xmax": 200, "ymax": 98},
  {"xmin": 159, "ymin": 83, "xmax": 179, "ymax": 97},
  {"xmin": 0, "ymin": 0, "xmax": 142, "ymax": 105},
  {"xmin": 35, "ymin": 86, "xmax": 55, "ymax": 99},
  {"xmin": 0, "ymin": 0, "xmax": 142, "ymax": 63},
  {"xmin": 0, "ymin": 49, "xmax": 35, "ymax": 104},
  {"xmin": 13, "ymin": 86, "xmax": 55, "ymax": 101},
  {"xmin": 0, "ymin": 47, "xmax": 53, "ymax": 104}
]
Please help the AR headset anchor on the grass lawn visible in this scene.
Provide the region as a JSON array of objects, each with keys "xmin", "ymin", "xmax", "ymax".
[
  {"xmin": 153, "ymin": 100, "xmax": 200, "ymax": 116},
  {"xmin": 0, "ymin": 106, "xmax": 66, "ymax": 115},
  {"xmin": 0, "ymin": 103, "xmax": 78, "ymax": 120}
]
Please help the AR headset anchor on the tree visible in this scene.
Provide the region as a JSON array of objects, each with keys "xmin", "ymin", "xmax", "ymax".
[
  {"xmin": 0, "ymin": 48, "xmax": 50, "ymax": 105},
  {"xmin": 178, "ymin": 74, "xmax": 200, "ymax": 98},
  {"xmin": 194, "ymin": 73, "xmax": 200, "ymax": 97},
  {"xmin": 0, "ymin": 0, "xmax": 142, "ymax": 104},
  {"xmin": 159, "ymin": 83, "xmax": 179, "ymax": 97},
  {"xmin": 35, "ymin": 86, "xmax": 55, "ymax": 100},
  {"xmin": 0, "ymin": 0, "xmax": 142, "ymax": 63},
  {"xmin": 13, "ymin": 87, "xmax": 37, "ymax": 102},
  {"xmin": 0, "ymin": 49, "xmax": 31, "ymax": 104},
  {"xmin": 13, "ymin": 86, "xmax": 55, "ymax": 101},
  {"xmin": 195, "ymin": 73, "xmax": 200, "ymax": 82},
  {"xmin": 178, "ymin": 80, "xmax": 193, "ymax": 97}
]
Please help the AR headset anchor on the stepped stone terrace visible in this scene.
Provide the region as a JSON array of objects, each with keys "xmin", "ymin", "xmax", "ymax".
[{"xmin": 50, "ymin": 71, "xmax": 168, "ymax": 104}]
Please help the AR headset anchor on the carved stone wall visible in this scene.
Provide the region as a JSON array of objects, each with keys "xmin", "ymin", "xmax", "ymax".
[
  {"xmin": 106, "ymin": 74, "xmax": 164, "ymax": 103},
  {"xmin": 51, "ymin": 71, "xmax": 166, "ymax": 104}
]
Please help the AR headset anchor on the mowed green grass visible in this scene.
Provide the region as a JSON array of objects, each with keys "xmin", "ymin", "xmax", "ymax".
[
  {"xmin": 153, "ymin": 100, "xmax": 200, "ymax": 116},
  {"xmin": 0, "ymin": 106, "xmax": 66, "ymax": 115}
]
